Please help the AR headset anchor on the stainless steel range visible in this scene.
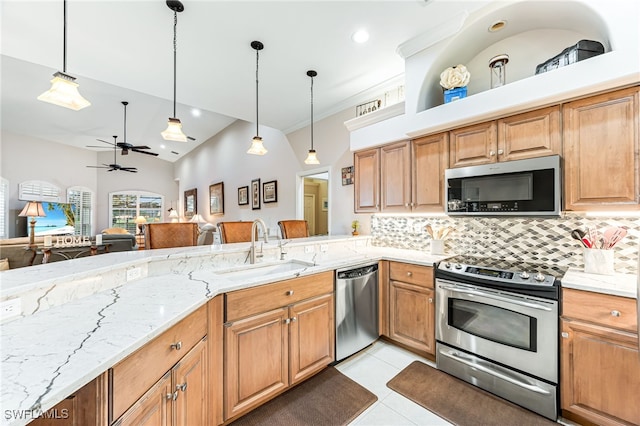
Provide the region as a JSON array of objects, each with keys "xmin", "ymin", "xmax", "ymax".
[{"xmin": 435, "ymin": 255, "xmax": 565, "ymax": 420}]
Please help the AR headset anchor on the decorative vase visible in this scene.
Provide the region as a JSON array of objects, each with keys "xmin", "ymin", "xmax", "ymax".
[
  {"xmin": 352, "ymin": 230, "xmax": 359, "ymax": 236},
  {"xmin": 443, "ymin": 86, "xmax": 467, "ymax": 103}
]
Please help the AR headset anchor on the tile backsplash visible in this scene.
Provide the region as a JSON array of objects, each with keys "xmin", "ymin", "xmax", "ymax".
[{"xmin": 371, "ymin": 214, "xmax": 640, "ymax": 274}]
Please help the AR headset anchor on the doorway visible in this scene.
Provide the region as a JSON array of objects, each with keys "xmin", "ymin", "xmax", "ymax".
[{"xmin": 297, "ymin": 168, "xmax": 330, "ymax": 236}]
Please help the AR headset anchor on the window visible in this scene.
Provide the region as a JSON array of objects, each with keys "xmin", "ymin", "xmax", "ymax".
[
  {"xmin": 0, "ymin": 177, "xmax": 8, "ymax": 239},
  {"xmin": 19, "ymin": 180, "xmax": 61, "ymax": 201},
  {"xmin": 68, "ymin": 186, "xmax": 93, "ymax": 236},
  {"xmin": 109, "ymin": 191, "xmax": 164, "ymax": 234}
]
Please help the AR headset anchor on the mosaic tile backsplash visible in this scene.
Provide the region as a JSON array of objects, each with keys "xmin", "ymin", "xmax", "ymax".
[{"xmin": 371, "ymin": 214, "xmax": 640, "ymax": 274}]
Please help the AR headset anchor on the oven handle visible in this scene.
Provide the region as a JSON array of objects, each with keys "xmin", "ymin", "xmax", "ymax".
[
  {"xmin": 439, "ymin": 284, "xmax": 553, "ymax": 312},
  {"xmin": 439, "ymin": 348, "xmax": 551, "ymax": 395}
]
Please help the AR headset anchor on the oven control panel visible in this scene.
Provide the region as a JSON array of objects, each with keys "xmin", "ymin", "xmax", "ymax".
[{"xmin": 439, "ymin": 261, "xmax": 555, "ymax": 286}]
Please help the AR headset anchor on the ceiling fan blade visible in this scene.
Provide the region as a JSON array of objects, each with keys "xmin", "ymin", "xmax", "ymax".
[
  {"xmin": 131, "ymin": 148, "xmax": 159, "ymax": 157},
  {"xmin": 86, "ymin": 165, "xmax": 109, "ymax": 168},
  {"xmin": 86, "ymin": 145, "xmax": 112, "ymax": 149},
  {"xmin": 122, "ymin": 168, "xmax": 138, "ymax": 172},
  {"xmin": 97, "ymin": 139, "xmax": 116, "ymax": 146},
  {"xmin": 131, "ymin": 145, "xmax": 151, "ymax": 150}
]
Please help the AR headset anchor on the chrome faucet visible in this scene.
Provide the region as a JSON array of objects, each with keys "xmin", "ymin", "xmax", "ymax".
[{"xmin": 250, "ymin": 218, "xmax": 269, "ymax": 264}]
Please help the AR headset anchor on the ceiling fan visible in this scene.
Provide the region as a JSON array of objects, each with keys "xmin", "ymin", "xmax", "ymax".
[
  {"xmin": 87, "ymin": 101, "xmax": 159, "ymax": 157},
  {"xmin": 86, "ymin": 136, "xmax": 138, "ymax": 173}
]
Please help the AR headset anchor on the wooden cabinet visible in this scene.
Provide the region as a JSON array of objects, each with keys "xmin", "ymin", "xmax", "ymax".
[
  {"xmin": 383, "ymin": 262, "xmax": 435, "ymax": 357},
  {"xmin": 563, "ymin": 86, "xmax": 640, "ymax": 211},
  {"xmin": 449, "ymin": 106, "xmax": 561, "ymax": 168},
  {"xmin": 224, "ymin": 272, "xmax": 335, "ymax": 421},
  {"xmin": 560, "ymin": 288, "xmax": 639, "ymax": 426},
  {"xmin": 110, "ymin": 305, "xmax": 208, "ymax": 425},
  {"xmin": 355, "ymin": 135, "xmax": 447, "ymax": 213},
  {"xmin": 30, "ymin": 374, "xmax": 108, "ymax": 426}
]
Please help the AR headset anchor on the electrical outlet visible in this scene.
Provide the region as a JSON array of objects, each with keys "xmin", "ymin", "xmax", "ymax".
[
  {"xmin": 304, "ymin": 245, "xmax": 314, "ymax": 254},
  {"xmin": 0, "ymin": 298, "xmax": 21, "ymax": 321},
  {"xmin": 413, "ymin": 224, "xmax": 423, "ymax": 233},
  {"xmin": 320, "ymin": 244, "xmax": 329, "ymax": 252},
  {"xmin": 126, "ymin": 267, "xmax": 142, "ymax": 282}
]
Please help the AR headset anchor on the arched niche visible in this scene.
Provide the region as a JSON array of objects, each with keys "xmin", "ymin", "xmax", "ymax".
[{"xmin": 417, "ymin": 0, "xmax": 610, "ymax": 113}]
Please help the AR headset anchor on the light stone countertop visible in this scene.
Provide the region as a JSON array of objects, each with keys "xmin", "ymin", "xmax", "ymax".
[
  {"xmin": 561, "ymin": 268, "xmax": 638, "ymax": 299},
  {"xmin": 0, "ymin": 236, "xmax": 447, "ymax": 426}
]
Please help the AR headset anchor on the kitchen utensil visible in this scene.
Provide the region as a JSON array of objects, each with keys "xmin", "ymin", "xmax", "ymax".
[
  {"xmin": 571, "ymin": 229, "xmax": 589, "ymax": 248},
  {"xmin": 426, "ymin": 224, "xmax": 434, "ymax": 238},
  {"xmin": 588, "ymin": 227, "xmax": 598, "ymax": 249},
  {"xmin": 440, "ymin": 227, "xmax": 453, "ymax": 240},
  {"xmin": 606, "ymin": 227, "xmax": 627, "ymax": 249}
]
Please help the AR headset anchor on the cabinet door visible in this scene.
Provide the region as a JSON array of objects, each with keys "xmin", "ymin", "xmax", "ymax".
[
  {"xmin": 412, "ymin": 133, "xmax": 448, "ymax": 212},
  {"xmin": 563, "ymin": 87, "xmax": 639, "ymax": 211},
  {"xmin": 561, "ymin": 319, "xmax": 640, "ymax": 425},
  {"xmin": 449, "ymin": 121, "xmax": 497, "ymax": 168},
  {"xmin": 289, "ymin": 293, "xmax": 335, "ymax": 385},
  {"xmin": 354, "ymin": 148, "xmax": 380, "ymax": 213},
  {"xmin": 116, "ymin": 371, "xmax": 172, "ymax": 426},
  {"xmin": 497, "ymin": 105, "xmax": 561, "ymax": 161},
  {"xmin": 389, "ymin": 280, "xmax": 434, "ymax": 355},
  {"xmin": 174, "ymin": 338, "xmax": 208, "ymax": 426},
  {"xmin": 380, "ymin": 141, "xmax": 411, "ymax": 212},
  {"xmin": 224, "ymin": 308, "xmax": 289, "ymax": 420}
]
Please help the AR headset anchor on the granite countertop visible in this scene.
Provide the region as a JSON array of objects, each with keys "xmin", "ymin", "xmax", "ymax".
[{"xmin": 561, "ymin": 268, "xmax": 638, "ymax": 299}]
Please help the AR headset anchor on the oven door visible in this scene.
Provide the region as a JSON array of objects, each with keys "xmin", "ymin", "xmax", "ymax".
[{"xmin": 435, "ymin": 279, "xmax": 558, "ymax": 383}]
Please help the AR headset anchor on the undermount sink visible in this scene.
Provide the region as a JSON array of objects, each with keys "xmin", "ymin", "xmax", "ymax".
[{"xmin": 216, "ymin": 259, "xmax": 315, "ymax": 281}]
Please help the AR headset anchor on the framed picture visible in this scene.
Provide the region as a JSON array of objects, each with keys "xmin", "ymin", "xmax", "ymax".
[
  {"xmin": 251, "ymin": 178, "xmax": 261, "ymax": 210},
  {"xmin": 238, "ymin": 186, "xmax": 249, "ymax": 206},
  {"xmin": 184, "ymin": 188, "xmax": 197, "ymax": 219},
  {"xmin": 263, "ymin": 180, "xmax": 277, "ymax": 203},
  {"xmin": 342, "ymin": 166, "xmax": 354, "ymax": 185},
  {"xmin": 322, "ymin": 197, "xmax": 328, "ymax": 211},
  {"xmin": 209, "ymin": 182, "xmax": 224, "ymax": 215}
]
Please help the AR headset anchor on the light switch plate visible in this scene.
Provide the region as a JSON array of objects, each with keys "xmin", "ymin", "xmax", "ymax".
[
  {"xmin": 0, "ymin": 298, "xmax": 21, "ymax": 321},
  {"xmin": 126, "ymin": 267, "xmax": 142, "ymax": 282},
  {"xmin": 320, "ymin": 244, "xmax": 329, "ymax": 252},
  {"xmin": 304, "ymin": 245, "xmax": 314, "ymax": 253}
]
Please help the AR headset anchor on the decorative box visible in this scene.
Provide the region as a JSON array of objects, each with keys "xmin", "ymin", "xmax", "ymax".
[{"xmin": 444, "ymin": 86, "xmax": 467, "ymax": 103}]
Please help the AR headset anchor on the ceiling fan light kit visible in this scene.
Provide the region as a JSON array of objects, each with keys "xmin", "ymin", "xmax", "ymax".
[
  {"xmin": 162, "ymin": 0, "xmax": 188, "ymax": 142},
  {"xmin": 86, "ymin": 135, "xmax": 138, "ymax": 173},
  {"xmin": 37, "ymin": 0, "xmax": 90, "ymax": 111},
  {"xmin": 304, "ymin": 70, "xmax": 320, "ymax": 165},
  {"xmin": 247, "ymin": 40, "xmax": 267, "ymax": 155}
]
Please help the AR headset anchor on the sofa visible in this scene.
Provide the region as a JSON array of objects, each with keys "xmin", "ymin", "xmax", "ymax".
[{"xmin": 0, "ymin": 233, "xmax": 138, "ymax": 270}]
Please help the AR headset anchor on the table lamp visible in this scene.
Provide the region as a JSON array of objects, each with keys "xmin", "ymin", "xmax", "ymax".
[
  {"xmin": 168, "ymin": 208, "xmax": 179, "ymax": 223},
  {"xmin": 19, "ymin": 201, "xmax": 46, "ymax": 247},
  {"xmin": 134, "ymin": 216, "xmax": 147, "ymax": 235},
  {"xmin": 189, "ymin": 214, "xmax": 208, "ymax": 228}
]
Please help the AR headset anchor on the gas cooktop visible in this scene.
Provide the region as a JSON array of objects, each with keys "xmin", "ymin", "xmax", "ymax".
[{"xmin": 435, "ymin": 255, "xmax": 567, "ymax": 300}]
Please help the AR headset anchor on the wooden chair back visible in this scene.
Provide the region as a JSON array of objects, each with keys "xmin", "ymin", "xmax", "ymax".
[
  {"xmin": 145, "ymin": 223, "xmax": 199, "ymax": 249},
  {"xmin": 278, "ymin": 220, "xmax": 309, "ymax": 239},
  {"xmin": 217, "ymin": 221, "xmax": 256, "ymax": 243}
]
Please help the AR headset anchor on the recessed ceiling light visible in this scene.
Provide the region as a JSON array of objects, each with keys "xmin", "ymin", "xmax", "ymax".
[
  {"xmin": 160, "ymin": 144, "xmax": 166, "ymax": 149},
  {"xmin": 488, "ymin": 20, "xmax": 507, "ymax": 32},
  {"xmin": 191, "ymin": 108, "xmax": 201, "ymax": 117},
  {"xmin": 352, "ymin": 29, "xmax": 369, "ymax": 44}
]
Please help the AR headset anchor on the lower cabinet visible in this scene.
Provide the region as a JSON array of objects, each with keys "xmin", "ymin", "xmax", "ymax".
[
  {"xmin": 224, "ymin": 272, "xmax": 335, "ymax": 421},
  {"xmin": 561, "ymin": 288, "xmax": 639, "ymax": 426},
  {"xmin": 383, "ymin": 261, "xmax": 435, "ymax": 357}
]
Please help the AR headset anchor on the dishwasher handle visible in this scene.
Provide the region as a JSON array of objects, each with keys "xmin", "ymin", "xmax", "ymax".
[{"xmin": 337, "ymin": 263, "xmax": 378, "ymax": 280}]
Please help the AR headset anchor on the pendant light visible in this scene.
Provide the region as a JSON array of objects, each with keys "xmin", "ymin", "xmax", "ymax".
[
  {"xmin": 161, "ymin": 1, "xmax": 188, "ymax": 142},
  {"xmin": 247, "ymin": 40, "xmax": 267, "ymax": 155},
  {"xmin": 304, "ymin": 70, "xmax": 320, "ymax": 165},
  {"xmin": 37, "ymin": 0, "xmax": 90, "ymax": 111}
]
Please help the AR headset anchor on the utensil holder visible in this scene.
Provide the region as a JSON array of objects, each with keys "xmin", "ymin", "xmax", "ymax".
[
  {"xmin": 431, "ymin": 239, "xmax": 445, "ymax": 255},
  {"xmin": 583, "ymin": 248, "xmax": 614, "ymax": 275}
]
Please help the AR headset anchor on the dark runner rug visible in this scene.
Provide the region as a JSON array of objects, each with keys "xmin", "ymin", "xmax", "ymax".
[
  {"xmin": 230, "ymin": 367, "xmax": 377, "ymax": 426},
  {"xmin": 386, "ymin": 361, "xmax": 557, "ymax": 426}
]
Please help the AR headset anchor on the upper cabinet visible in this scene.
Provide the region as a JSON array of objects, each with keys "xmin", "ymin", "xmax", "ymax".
[
  {"xmin": 449, "ymin": 106, "xmax": 561, "ymax": 168},
  {"xmin": 563, "ymin": 86, "xmax": 639, "ymax": 211},
  {"xmin": 355, "ymin": 136, "xmax": 447, "ymax": 213}
]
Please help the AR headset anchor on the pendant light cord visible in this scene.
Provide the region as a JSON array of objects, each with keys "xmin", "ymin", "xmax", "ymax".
[
  {"xmin": 255, "ymin": 48, "xmax": 260, "ymax": 137},
  {"xmin": 172, "ymin": 11, "xmax": 178, "ymax": 118},
  {"xmin": 62, "ymin": 0, "xmax": 67, "ymax": 72},
  {"xmin": 310, "ymin": 75, "xmax": 314, "ymax": 150}
]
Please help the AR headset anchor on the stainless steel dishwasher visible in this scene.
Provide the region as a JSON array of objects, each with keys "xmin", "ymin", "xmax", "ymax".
[{"xmin": 335, "ymin": 262, "xmax": 379, "ymax": 361}]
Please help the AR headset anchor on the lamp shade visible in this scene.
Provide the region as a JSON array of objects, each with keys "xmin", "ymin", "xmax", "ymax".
[
  {"xmin": 304, "ymin": 149, "xmax": 320, "ymax": 165},
  {"xmin": 134, "ymin": 215, "xmax": 147, "ymax": 225},
  {"xmin": 161, "ymin": 118, "xmax": 188, "ymax": 142},
  {"xmin": 189, "ymin": 214, "xmax": 207, "ymax": 225},
  {"xmin": 168, "ymin": 209, "xmax": 179, "ymax": 218},
  {"xmin": 19, "ymin": 201, "xmax": 46, "ymax": 218},
  {"xmin": 37, "ymin": 72, "xmax": 91, "ymax": 111},
  {"xmin": 247, "ymin": 136, "xmax": 268, "ymax": 155}
]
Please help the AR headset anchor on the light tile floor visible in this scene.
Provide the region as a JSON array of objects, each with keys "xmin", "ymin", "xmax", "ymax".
[{"xmin": 336, "ymin": 340, "xmax": 453, "ymax": 426}]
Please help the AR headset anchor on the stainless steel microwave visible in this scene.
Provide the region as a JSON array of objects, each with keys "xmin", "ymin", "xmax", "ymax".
[{"xmin": 445, "ymin": 155, "xmax": 561, "ymax": 216}]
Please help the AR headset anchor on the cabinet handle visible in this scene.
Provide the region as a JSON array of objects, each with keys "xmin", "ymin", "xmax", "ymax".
[
  {"xmin": 166, "ymin": 393, "xmax": 174, "ymax": 401},
  {"xmin": 406, "ymin": 271, "xmax": 413, "ymax": 277},
  {"xmin": 497, "ymin": 149, "xmax": 504, "ymax": 155},
  {"xmin": 291, "ymin": 317, "xmax": 297, "ymax": 322},
  {"xmin": 171, "ymin": 391, "xmax": 179, "ymax": 401},
  {"xmin": 489, "ymin": 150, "xmax": 496, "ymax": 156},
  {"xmin": 405, "ymin": 203, "xmax": 409, "ymax": 207},
  {"xmin": 286, "ymin": 290, "xmax": 294, "ymax": 296},
  {"xmin": 284, "ymin": 318, "xmax": 291, "ymax": 324},
  {"xmin": 428, "ymin": 298, "xmax": 433, "ymax": 304},
  {"xmin": 561, "ymin": 332, "xmax": 569, "ymax": 338},
  {"xmin": 170, "ymin": 341, "xmax": 182, "ymax": 350},
  {"xmin": 176, "ymin": 383, "xmax": 187, "ymax": 392},
  {"xmin": 610, "ymin": 310, "xmax": 621, "ymax": 317}
]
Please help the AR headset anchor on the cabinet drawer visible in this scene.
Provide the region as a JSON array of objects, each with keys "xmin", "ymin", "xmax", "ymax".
[
  {"xmin": 562, "ymin": 288, "xmax": 637, "ymax": 333},
  {"xmin": 110, "ymin": 304, "xmax": 207, "ymax": 421},
  {"xmin": 226, "ymin": 271, "xmax": 334, "ymax": 322},
  {"xmin": 389, "ymin": 262, "xmax": 433, "ymax": 288}
]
